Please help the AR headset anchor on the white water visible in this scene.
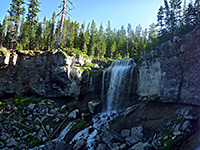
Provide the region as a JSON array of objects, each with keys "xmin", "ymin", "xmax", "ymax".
[
  {"xmin": 30, "ymin": 121, "xmax": 76, "ymax": 150},
  {"xmin": 71, "ymin": 58, "xmax": 136, "ymax": 150},
  {"xmin": 102, "ymin": 58, "xmax": 136, "ymax": 111}
]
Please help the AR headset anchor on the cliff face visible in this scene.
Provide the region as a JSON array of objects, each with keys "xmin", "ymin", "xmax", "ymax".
[
  {"xmin": 137, "ymin": 25, "xmax": 200, "ymax": 106},
  {"xmin": 0, "ymin": 50, "xmax": 91, "ymax": 100}
]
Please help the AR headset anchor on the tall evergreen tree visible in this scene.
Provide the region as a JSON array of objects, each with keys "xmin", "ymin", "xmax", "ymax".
[
  {"xmin": 105, "ymin": 20, "xmax": 112, "ymax": 57},
  {"xmin": 157, "ymin": 5, "xmax": 165, "ymax": 34},
  {"xmin": 26, "ymin": 0, "xmax": 40, "ymax": 50},
  {"xmin": 79, "ymin": 23, "xmax": 86, "ymax": 52},
  {"xmin": 8, "ymin": 0, "xmax": 25, "ymax": 49},
  {"xmin": 88, "ymin": 20, "xmax": 97, "ymax": 56},
  {"xmin": 50, "ymin": 11, "xmax": 56, "ymax": 50},
  {"xmin": 0, "ymin": 22, "xmax": 3, "ymax": 48},
  {"xmin": 96, "ymin": 23, "xmax": 106, "ymax": 58}
]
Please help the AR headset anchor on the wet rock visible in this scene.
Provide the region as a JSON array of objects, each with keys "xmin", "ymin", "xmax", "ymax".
[
  {"xmin": 46, "ymin": 125, "xmax": 50, "ymax": 131},
  {"xmin": 61, "ymin": 105, "xmax": 67, "ymax": 111},
  {"xmin": 44, "ymin": 141, "xmax": 54, "ymax": 150},
  {"xmin": 35, "ymin": 125, "xmax": 40, "ymax": 131},
  {"xmin": 58, "ymin": 114, "xmax": 65, "ymax": 120},
  {"xmin": 96, "ymin": 144, "xmax": 107, "ymax": 150},
  {"xmin": 27, "ymin": 103, "xmax": 36, "ymax": 111},
  {"xmin": 1, "ymin": 134, "xmax": 7, "ymax": 141},
  {"xmin": 173, "ymin": 130, "xmax": 181, "ymax": 136},
  {"xmin": 119, "ymin": 143, "xmax": 127, "ymax": 149},
  {"xmin": 101, "ymin": 130, "xmax": 124, "ymax": 147},
  {"xmin": 6, "ymin": 138, "xmax": 17, "ymax": 147},
  {"xmin": 34, "ymin": 117, "xmax": 42, "ymax": 124},
  {"xmin": 73, "ymin": 139, "xmax": 85, "ymax": 150},
  {"xmin": 125, "ymin": 135, "xmax": 140, "ymax": 146},
  {"xmin": 131, "ymin": 126, "xmax": 143, "ymax": 136},
  {"xmin": 55, "ymin": 141, "xmax": 72, "ymax": 150},
  {"xmin": 53, "ymin": 118, "xmax": 60, "ymax": 122},
  {"xmin": 129, "ymin": 142, "xmax": 150, "ymax": 150},
  {"xmin": 0, "ymin": 141, "xmax": 5, "ymax": 147},
  {"xmin": 69, "ymin": 109, "xmax": 79, "ymax": 119},
  {"xmin": 88, "ymin": 100, "xmax": 102, "ymax": 114},
  {"xmin": 81, "ymin": 113, "xmax": 92, "ymax": 120},
  {"xmin": 121, "ymin": 129, "xmax": 131, "ymax": 138},
  {"xmin": 50, "ymin": 108, "xmax": 58, "ymax": 115},
  {"xmin": 182, "ymin": 120, "xmax": 190, "ymax": 131}
]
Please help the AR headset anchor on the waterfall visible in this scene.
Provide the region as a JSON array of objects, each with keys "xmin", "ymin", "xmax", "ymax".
[
  {"xmin": 102, "ymin": 58, "xmax": 136, "ymax": 112},
  {"xmin": 70, "ymin": 58, "xmax": 136, "ymax": 150}
]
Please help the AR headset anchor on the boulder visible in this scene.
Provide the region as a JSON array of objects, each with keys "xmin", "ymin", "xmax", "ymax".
[
  {"xmin": 27, "ymin": 103, "xmax": 36, "ymax": 111},
  {"xmin": 44, "ymin": 141, "xmax": 54, "ymax": 150},
  {"xmin": 69, "ymin": 109, "xmax": 79, "ymax": 119},
  {"xmin": 121, "ymin": 129, "xmax": 131, "ymax": 138},
  {"xmin": 182, "ymin": 120, "xmax": 190, "ymax": 131},
  {"xmin": 131, "ymin": 126, "xmax": 143, "ymax": 140},
  {"xmin": 88, "ymin": 100, "xmax": 102, "ymax": 114},
  {"xmin": 6, "ymin": 138, "xmax": 17, "ymax": 147},
  {"xmin": 96, "ymin": 144, "xmax": 107, "ymax": 150},
  {"xmin": 73, "ymin": 139, "xmax": 85, "ymax": 150},
  {"xmin": 125, "ymin": 135, "xmax": 140, "ymax": 146},
  {"xmin": 55, "ymin": 141, "xmax": 72, "ymax": 150},
  {"xmin": 129, "ymin": 142, "xmax": 150, "ymax": 150}
]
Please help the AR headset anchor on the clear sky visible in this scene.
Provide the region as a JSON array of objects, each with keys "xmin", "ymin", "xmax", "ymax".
[{"xmin": 0, "ymin": 0, "xmax": 164, "ymax": 30}]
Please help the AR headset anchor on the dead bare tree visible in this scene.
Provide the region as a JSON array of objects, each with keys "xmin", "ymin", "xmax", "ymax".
[{"xmin": 57, "ymin": 0, "xmax": 74, "ymax": 48}]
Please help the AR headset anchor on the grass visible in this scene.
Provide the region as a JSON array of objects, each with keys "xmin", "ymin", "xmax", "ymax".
[{"xmin": 159, "ymin": 135, "xmax": 182, "ymax": 150}]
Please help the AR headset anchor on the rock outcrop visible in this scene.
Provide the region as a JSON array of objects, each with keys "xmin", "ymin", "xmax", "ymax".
[
  {"xmin": 0, "ymin": 50, "xmax": 91, "ymax": 100},
  {"xmin": 137, "ymin": 25, "xmax": 200, "ymax": 106}
]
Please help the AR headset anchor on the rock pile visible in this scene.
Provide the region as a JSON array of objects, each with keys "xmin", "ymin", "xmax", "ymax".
[{"xmin": 0, "ymin": 98, "xmax": 70, "ymax": 150}]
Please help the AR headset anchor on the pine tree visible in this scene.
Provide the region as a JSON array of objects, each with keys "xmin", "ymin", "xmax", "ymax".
[
  {"xmin": 105, "ymin": 20, "xmax": 112, "ymax": 57},
  {"xmin": 127, "ymin": 23, "xmax": 133, "ymax": 57},
  {"xmin": 1, "ymin": 15, "xmax": 8, "ymax": 48},
  {"xmin": 8, "ymin": 0, "xmax": 25, "ymax": 49},
  {"xmin": 73, "ymin": 21, "xmax": 80, "ymax": 49},
  {"xmin": 88, "ymin": 20, "xmax": 97, "ymax": 56},
  {"xmin": 147, "ymin": 23, "xmax": 158, "ymax": 49},
  {"xmin": 169, "ymin": 0, "xmax": 182, "ymax": 35},
  {"xmin": 164, "ymin": 0, "xmax": 171, "ymax": 31},
  {"xmin": 79, "ymin": 23, "xmax": 86, "ymax": 52},
  {"xmin": 35, "ymin": 22, "xmax": 43, "ymax": 49},
  {"xmin": 5, "ymin": 16, "xmax": 13, "ymax": 49},
  {"xmin": 50, "ymin": 11, "xmax": 56, "ymax": 50},
  {"xmin": 185, "ymin": 2, "xmax": 196, "ymax": 27},
  {"xmin": 96, "ymin": 23, "xmax": 106, "ymax": 58},
  {"xmin": 195, "ymin": 0, "xmax": 200, "ymax": 23},
  {"xmin": 0, "ymin": 22, "xmax": 3, "ymax": 48},
  {"xmin": 27, "ymin": 0, "xmax": 41, "ymax": 50},
  {"xmin": 157, "ymin": 5, "xmax": 165, "ymax": 34}
]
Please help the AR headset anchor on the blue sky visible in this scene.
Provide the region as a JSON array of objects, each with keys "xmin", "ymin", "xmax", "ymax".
[{"xmin": 0, "ymin": 0, "xmax": 165, "ymax": 30}]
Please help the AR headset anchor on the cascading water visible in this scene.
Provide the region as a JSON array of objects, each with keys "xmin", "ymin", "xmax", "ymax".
[
  {"xmin": 71, "ymin": 58, "xmax": 136, "ymax": 150},
  {"xmin": 102, "ymin": 58, "xmax": 136, "ymax": 112}
]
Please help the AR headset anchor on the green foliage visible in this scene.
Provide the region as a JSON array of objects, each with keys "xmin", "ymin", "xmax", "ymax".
[
  {"xmin": 71, "ymin": 120, "xmax": 85, "ymax": 130},
  {"xmin": 159, "ymin": 135, "xmax": 182, "ymax": 150},
  {"xmin": 0, "ymin": 48, "xmax": 8, "ymax": 56},
  {"xmin": 16, "ymin": 43, "xmax": 23, "ymax": 50}
]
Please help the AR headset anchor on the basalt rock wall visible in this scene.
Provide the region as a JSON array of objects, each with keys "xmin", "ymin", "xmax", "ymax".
[
  {"xmin": 0, "ymin": 50, "xmax": 91, "ymax": 100},
  {"xmin": 137, "ymin": 25, "xmax": 200, "ymax": 106}
]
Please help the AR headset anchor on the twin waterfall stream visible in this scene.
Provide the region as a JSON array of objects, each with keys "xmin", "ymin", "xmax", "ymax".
[{"xmin": 32, "ymin": 58, "xmax": 136, "ymax": 150}]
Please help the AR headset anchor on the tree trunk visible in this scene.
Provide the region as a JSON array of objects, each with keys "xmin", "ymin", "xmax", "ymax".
[{"xmin": 57, "ymin": 0, "xmax": 66, "ymax": 48}]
